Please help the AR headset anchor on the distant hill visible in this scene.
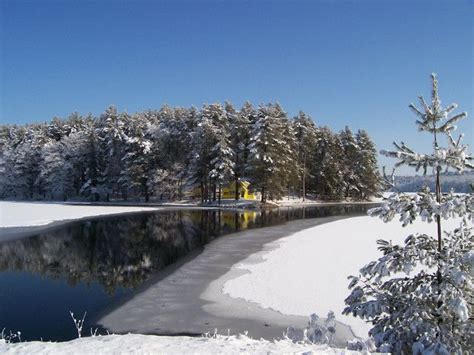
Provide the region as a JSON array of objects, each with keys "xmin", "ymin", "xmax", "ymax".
[{"xmin": 394, "ymin": 171, "xmax": 474, "ymax": 193}]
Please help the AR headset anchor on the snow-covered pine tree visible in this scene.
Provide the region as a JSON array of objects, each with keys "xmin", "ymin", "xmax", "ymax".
[
  {"xmin": 339, "ymin": 126, "xmax": 360, "ymax": 199},
  {"xmin": 247, "ymin": 103, "xmax": 294, "ymax": 202},
  {"xmin": 282, "ymin": 114, "xmax": 299, "ymax": 200},
  {"xmin": 47, "ymin": 116, "xmax": 71, "ymax": 142},
  {"xmin": 311, "ymin": 127, "xmax": 345, "ymax": 200},
  {"xmin": 293, "ymin": 111, "xmax": 318, "ymax": 201},
  {"xmin": 188, "ymin": 104, "xmax": 222, "ymax": 202},
  {"xmin": 80, "ymin": 118, "xmax": 102, "ymax": 201},
  {"xmin": 229, "ymin": 101, "xmax": 252, "ymax": 200},
  {"xmin": 0, "ymin": 126, "xmax": 19, "ymax": 198},
  {"xmin": 0, "ymin": 126, "xmax": 9, "ymax": 198},
  {"xmin": 96, "ymin": 106, "xmax": 127, "ymax": 200},
  {"xmin": 156, "ymin": 105, "xmax": 191, "ymax": 169},
  {"xmin": 344, "ymin": 74, "xmax": 473, "ymax": 354},
  {"xmin": 155, "ymin": 106, "xmax": 192, "ymax": 199},
  {"xmin": 11, "ymin": 126, "xmax": 44, "ymax": 199},
  {"xmin": 354, "ymin": 129, "xmax": 381, "ymax": 200},
  {"xmin": 39, "ymin": 140, "xmax": 66, "ymax": 199},
  {"xmin": 62, "ymin": 131, "xmax": 90, "ymax": 199},
  {"xmin": 120, "ymin": 113, "xmax": 154, "ymax": 201},
  {"xmin": 206, "ymin": 102, "xmax": 235, "ymax": 204}
]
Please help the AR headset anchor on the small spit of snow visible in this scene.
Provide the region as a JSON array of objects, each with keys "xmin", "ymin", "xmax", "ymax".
[{"xmin": 0, "ymin": 201, "xmax": 163, "ymax": 228}]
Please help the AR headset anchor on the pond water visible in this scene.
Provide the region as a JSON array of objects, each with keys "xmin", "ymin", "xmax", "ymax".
[{"xmin": 0, "ymin": 204, "xmax": 376, "ymax": 342}]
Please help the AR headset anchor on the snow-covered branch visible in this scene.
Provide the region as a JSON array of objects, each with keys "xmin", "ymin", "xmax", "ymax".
[
  {"xmin": 381, "ymin": 133, "xmax": 473, "ymax": 174},
  {"xmin": 344, "ymin": 221, "xmax": 473, "ymax": 353},
  {"xmin": 369, "ymin": 191, "xmax": 474, "ymax": 226}
]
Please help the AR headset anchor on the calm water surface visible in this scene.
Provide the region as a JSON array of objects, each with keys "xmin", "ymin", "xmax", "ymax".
[{"xmin": 0, "ymin": 205, "xmax": 375, "ymax": 341}]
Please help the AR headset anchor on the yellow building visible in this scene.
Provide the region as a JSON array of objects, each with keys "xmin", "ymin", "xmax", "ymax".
[{"xmin": 221, "ymin": 180, "xmax": 257, "ymax": 200}]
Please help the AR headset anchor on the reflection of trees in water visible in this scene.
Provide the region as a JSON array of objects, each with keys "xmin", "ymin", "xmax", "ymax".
[
  {"xmin": 0, "ymin": 212, "xmax": 208, "ymax": 293},
  {"xmin": 0, "ymin": 205, "xmax": 373, "ymax": 293}
]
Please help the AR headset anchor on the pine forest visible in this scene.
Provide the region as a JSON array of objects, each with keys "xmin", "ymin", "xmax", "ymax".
[{"xmin": 0, "ymin": 102, "xmax": 381, "ymax": 203}]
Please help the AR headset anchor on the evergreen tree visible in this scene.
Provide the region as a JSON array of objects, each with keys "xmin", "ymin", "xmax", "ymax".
[
  {"xmin": 80, "ymin": 118, "xmax": 102, "ymax": 201},
  {"xmin": 311, "ymin": 127, "xmax": 345, "ymax": 200},
  {"xmin": 97, "ymin": 106, "xmax": 127, "ymax": 200},
  {"xmin": 355, "ymin": 129, "xmax": 380, "ymax": 199},
  {"xmin": 344, "ymin": 74, "xmax": 473, "ymax": 353},
  {"xmin": 120, "ymin": 114, "xmax": 154, "ymax": 201},
  {"xmin": 293, "ymin": 111, "xmax": 318, "ymax": 200},
  {"xmin": 247, "ymin": 103, "xmax": 294, "ymax": 202},
  {"xmin": 188, "ymin": 105, "xmax": 220, "ymax": 202},
  {"xmin": 339, "ymin": 126, "xmax": 359, "ymax": 199},
  {"xmin": 229, "ymin": 101, "xmax": 252, "ymax": 200}
]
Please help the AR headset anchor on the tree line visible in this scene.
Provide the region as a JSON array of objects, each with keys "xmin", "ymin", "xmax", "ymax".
[{"xmin": 0, "ymin": 102, "xmax": 381, "ymax": 203}]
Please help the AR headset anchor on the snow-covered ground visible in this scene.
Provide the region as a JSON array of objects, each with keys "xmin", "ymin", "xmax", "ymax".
[
  {"xmin": 0, "ymin": 201, "xmax": 164, "ymax": 228},
  {"xmin": 222, "ymin": 215, "xmax": 466, "ymax": 339},
  {"xmin": 276, "ymin": 195, "xmax": 384, "ymax": 206},
  {"xmin": 0, "ymin": 334, "xmax": 361, "ymax": 354}
]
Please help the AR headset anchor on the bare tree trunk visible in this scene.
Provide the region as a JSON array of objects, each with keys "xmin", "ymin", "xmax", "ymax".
[
  {"xmin": 436, "ymin": 166, "xmax": 442, "ymax": 252},
  {"xmin": 235, "ymin": 176, "xmax": 239, "ymax": 200},
  {"xmin": 218, "ymin": 184, "xmax": 221, "ymax": 205},
  {"xmin": 207, "ymin": 178, "xmax": 211, "ymax": 202},
  {"xmin": 302, "ymin": 154, "xmax": 306, "ymax": 202},
  {"xmin": 433, "ymin": 129, "xmax": 442, "ymax": 260},
  {"xmin": 201, "ymin": 181, "xmax": 204, "ymax": 204},
  {"xmin": 433, "ymin": 118, "xmax": 443, "ymax": 329},
  {"xmin": 144, "ymin": 179, "xmax": 149, "ymax": 202}
]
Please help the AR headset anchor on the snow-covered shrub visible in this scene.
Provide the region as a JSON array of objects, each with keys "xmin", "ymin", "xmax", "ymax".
[
  {"xmin": 343, "ymin": 74, "xmax": 473, "ymax": 354},
  {"xmin": 0, "ymin": 329, "xmax": 21, "ymax": 343},
  {"xmin": 344, "ymin": 223, "xmax": 472, "ymax": 353},
  {"xmin": 284, "ymin": 312, "xmax": 337, "ymax": 346},
  {"xmin": 69, "ymin": 311, "xmax": 87, "ymax": 339},
  {"xmin": 346, "ymin": 338, "xmax": 375, "ymax": 352}
]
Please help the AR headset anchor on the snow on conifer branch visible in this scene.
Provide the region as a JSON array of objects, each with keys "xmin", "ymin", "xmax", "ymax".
[
  {"xmin": 409, "ymin": 74, "xmax": 467, "ymax": 135},
  {"xmin": 369, "ymin": 190, "xmax": 474, "ymax": 226},
  {"xmin": 380, "ymin": 132, "xmax": 473, "ymax": 174}
]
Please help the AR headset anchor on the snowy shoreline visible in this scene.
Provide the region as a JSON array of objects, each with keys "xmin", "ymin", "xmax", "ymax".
[
  {"xmin": 221, "ymin": 215, "xmax": 468, "ymax": 339},
  {"xmin": 0, "ymin": 201, "xmax": 217, "ymax": 242},
  {"xmin": 0, "ymin": 200, "xmax": 379, "ymax": 242},
  {"xmin": 97, "ymin": 216, "xmax": 357, "ymax": 345}
]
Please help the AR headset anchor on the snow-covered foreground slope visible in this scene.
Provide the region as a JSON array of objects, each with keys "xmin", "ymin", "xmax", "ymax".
[
  {"xmin": 0, "ymin": 334, "xmax": 361, "ymax": 354},
  {"xmin": 222, "ymin": 215, "xmax": 466, "ymax": 339},
  {"xmin": 0, "ymin": 201, "xmax": 164, "ymax": 228}
]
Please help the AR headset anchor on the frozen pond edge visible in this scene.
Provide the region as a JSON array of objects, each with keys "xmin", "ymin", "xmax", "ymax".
[{"xmin": 97, "ymin": 215, "xmax": 362, "ymax": 346}]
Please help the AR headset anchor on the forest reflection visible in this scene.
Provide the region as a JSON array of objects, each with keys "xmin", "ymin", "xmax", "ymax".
[{"xmin": 0, "ymin": 205, "xmax": 374, "ymax": 294}]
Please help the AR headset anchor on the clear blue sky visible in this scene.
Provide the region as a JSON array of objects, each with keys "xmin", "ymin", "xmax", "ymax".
[{"xmin": 1, "ymin": 0, "xmax": 472, "ymax": 174}]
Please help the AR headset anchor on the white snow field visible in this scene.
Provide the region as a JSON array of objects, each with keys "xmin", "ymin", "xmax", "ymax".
[
  {"xmin": 0, "ymin": 334, "xmax": 361, "ymax": 354},
  {"xmin": 0, "ymin": 201, "xmax": 164, "ymax": 228},
  {"xmin": 222, "ymin": 215, "xmax": 467, "ymax": 339}
]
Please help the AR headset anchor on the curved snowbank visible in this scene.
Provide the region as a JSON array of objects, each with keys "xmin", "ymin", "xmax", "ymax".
[
  {"xmin": 0, "ymin": 333, "xmax": 360, "ymax": 354},
  {"xmin": 222, "ymin": 215, "xmax": 465, "ymax": 339},
  {"xmin": 0, "ymin": 201, "xmax": 164, "ymax": 228}
]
